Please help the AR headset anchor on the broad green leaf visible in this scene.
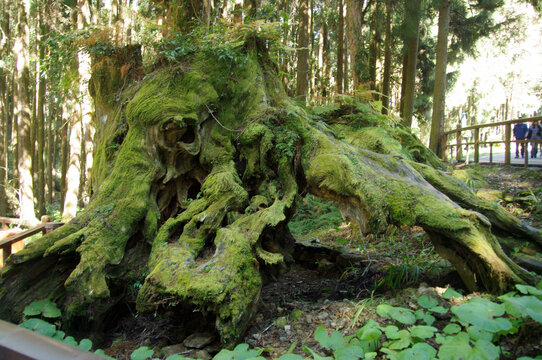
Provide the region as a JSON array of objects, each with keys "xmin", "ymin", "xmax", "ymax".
[
  {"xmin": 437, "ymin": 332, "xmax": 472, "ymax": 360},
  {"xmin": 384, "ymin": 327, "xmax": 411, "ymax": 350},
  {"xmin": 78, "ymin": 338, "xmax": 93, "ymax": 351},
  {"xmin": 388, "ymin": 333, "xmax": 411, "ymax": 350},
  {"xmin": 333, "ymin": 343, "xmax": 364, "ymax": 360},
  {"xmin": 435, "ymin": 333, "xmax": 447, "ymax": 344},
  {"xmin": 214, "ymin": 349, "xmax": 234, "ymax": 360},
  {"xmin": 364, "ymin": 352, "xmax": 377, "ymax": 360},
  {"xmin": 516, "ymin": 284, "xmax": 542, "ymax": 298},
  {"xmin": 396, "ymin": 343, "xmax": 437, "ymax": 360},
  {"xmin": 414, "ymin": 309, "xmax": 435, "ymax": 325},
  {"xmin": 355, "ymin": 324, "xmax": 382, "ymax": 342},
  {"xmin": 314, "ymin": 325, "xmax": 344, "ymax": 350},
  {"xmin": 428, "ymin": 305, "xmax": 448, "ymax": 314},
  {"xmin": 19, "ymin": 318, "xmax": 57, "ymax": 337},
  {"xmin": 442, "ymin": 288, "xmax": 463, "ymax": 299},
  {"xmin": 443, "ymin": 323, "xmax": 461, "ymax": 334},
  {"xmin": 52, "ymin": 330, "xmax": 66, "ymax": 340},
  {"xmin": 439, "ymin": 332, "xmax": 499, "ymax": 360},
  {"xmin": 417, "ymin": 295, "xmax": 438, "ymax": 309},
  {"xmin": 451, "ymin": 298, "xmax": 512, "ymax": 333},
  {"xmin": 95, "ymin": 349, "xmax": 116, "ymax": 359},
  {"xmin": 130, "ymin": 346, "xmax": 154, "ymax": 360},
  {"xmin": 384, "ymin": 325, "xmax": 400, "ymax": 339},
  {"xmin": 23, "ymin": 299, "xmax": 62, "ymax": 318},
  {"xmin": 502, "ymin": 295, "xmax": 542, "ymax": 324},
  {"xmin": 377, "ymin": 304, "xmax": 416, "ymax": 325},
  {"xmin": 230, "ymin": 344, "xmax": 262, "ymax": 360},
  {"xmin": 277, "ymin": 354, "xmax": 304, "ymax": 360},
  {"xmin": 409, "ymin": 325, "xmax": 437, "ymax": 339},
  {"xmin": 302, "ymin": 345, "xmax": 333, "ymax": 360},
  {"xmin": 213, "ymin": 343, "xmax": 261, "ymax": 360},
  {"xmin": 470, "ymin": 339, "xmax": 499, "ymax": 360},
  {"xmin": 63, "ymin": 336, "xmax": 78, "ymax": 347},
  {"xmin": 466, "ymin": 326, "xmax": 493, "ymax": 342}
]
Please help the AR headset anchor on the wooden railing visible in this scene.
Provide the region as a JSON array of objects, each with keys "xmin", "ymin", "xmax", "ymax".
[
  {"xmin": 0, "ymin": 319, "xmax": 104, "ymax": 359},
  {"xmin": 443, "ymin": 116, "xmax": 542, "ymax": 166},
  {"xmin": 0, "ymin": 217, "xmax": 63, "ymax": 267}
]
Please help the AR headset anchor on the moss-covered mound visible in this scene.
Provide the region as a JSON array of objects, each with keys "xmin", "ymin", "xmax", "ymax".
[{"xmin": 1, "ymin": 32, "xmax": 540, "ymax": 346}]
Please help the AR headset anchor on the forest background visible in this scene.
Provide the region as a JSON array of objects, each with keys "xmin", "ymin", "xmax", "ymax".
[{"xmin": 0, "ymin": 0, "xmax": 541, "ymax": 225}]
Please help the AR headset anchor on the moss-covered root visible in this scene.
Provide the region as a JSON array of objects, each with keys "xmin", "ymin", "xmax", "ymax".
[
  {"xmin": 137, "ymin": 158, "xmax": 297, "ymax": 345},
  {"xmin": 0, "ymin": 123, "xmax": 156, "ymax": 325},
  {"xmin": 426, "ymin": 213, "xmax": 537, "ymax": 292},
  {"xmin": 301, "ymin": 127, "xmax": 538, "ymax": 293},
  {"xmin": 411, "ymin": 162, "xmax": 542, "ymax": 247}
]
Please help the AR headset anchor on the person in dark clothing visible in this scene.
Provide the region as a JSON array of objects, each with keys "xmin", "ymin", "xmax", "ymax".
[
  {"xmin": 526, "ymin": 121, "xmax": 542, "ymax": 158},
  {"xmin": 513, "ymin": 122, "xmax": 529, "ymax": 158}
]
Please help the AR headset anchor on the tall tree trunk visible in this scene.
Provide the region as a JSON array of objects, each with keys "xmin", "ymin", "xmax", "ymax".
[
  {"xmin": 46, "ymin": 102, "xmax": 55, "ymax": 204},
  {"xmin": 346, "ymin": 0, "xmax": 361, "ymax": 89},
  {"xmin": 322, "ymin": 22, "xmax": 329, "ymax": 99},
  {"xmin": 36, "ymin": 5, "xmax": 48, "ymax": 216},
  {"xmin": 243, "ymin": 0, "xmax": 258, "ymax": 19},
  {"xmin": 382, "ymin": 0, "xmax": 393, "ymax": 115},
  {"xmin": 369, "ymin": 1, "xmax": 382, "ymax": 92},
  {"xmin": 295, "ymin": 0, "xmax": 310, "ymax": 103},
  {"xmin": 343, "ymin": 44, "xmax": 349, "ymax": 93},
  {"xmin": 62, "ymin": 92, "xmax": 82, "ymax": 221},
  {"xmin": 429, "ymin": 0, "xmax": 450, "ymax": 157},
  {"xmin": 0, "ymin": 72, "xmax": 6, "ymax": 216},
  {"xmin": 60, "ymin": 102, "xmax": 69, "ymax": 214},
  {"xmin": 79, "ymin": 53, "xmax": 94, "ymax": 207},
  {"xmin": 336, "ymin": 0, "xmax": 345, "ymax": 94},
  {"xmin": 13, "ymin": 0, "xmax": 37, "ymax": 224},
  {"xmin": 0, "ymin": 0, "xmax": 9, "ymax": 216},
  {"xmin": 400, "ymin": 0, "xmax": 421, "ymax": 128}
]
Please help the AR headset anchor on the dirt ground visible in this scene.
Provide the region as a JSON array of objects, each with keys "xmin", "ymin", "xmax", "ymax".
[{"xmin": 103, "ymin": 165, "xmax": 542, "ymax": 359}]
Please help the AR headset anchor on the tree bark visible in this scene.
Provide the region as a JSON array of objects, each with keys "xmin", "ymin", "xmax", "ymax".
[
  {"xmin": 295, "ymin": 0, "xmax": 310, "ymax": 103},
  {"xmin": 346, "ymin": 0, "xmax": 361, "ymax": 89},
  {"xmin": 36, "ymin": 5, "xmax": 48, "ymax": 216},
  {"xmin": 60, "ymin": 101, "xmax": 69, "ymax": 214},
  {"xmin": 46, "ymin": 102, "xmax": 55, "ymax": 204},
  {"xmin": 62, "ymin": 95, "xmax": 82, "ymax": 221},
  {"xmin": 1, "ymin": 40, "xmax": 540, "ymax": 349},
  {"xmin": 0, "ymin": 0, "xmax": 9, "ymax": 216},
  {"xmin": 429, "ymin": 0, "xmax": 450, "ymax": 157},
  {"xmin": 368, "ymin": 1, "xmax": 382, "ymax": 92},
  {"xmin": 13, "ymin": 0, "xmax": 37, "ymax": 224},
  {"xmin": 336, "ymin": 0, "xmax": 344, "ymax": 94},
  {"xmin": 401, "ymin": 0, "xmax": 421, "ymax": 128},
  {"xmin": 382, "ymin": 0, "xmax": 393, "ymax": 114}
]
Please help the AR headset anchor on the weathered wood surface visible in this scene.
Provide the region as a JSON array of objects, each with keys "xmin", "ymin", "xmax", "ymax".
[{"xmin": 0, "ymin": 221, "xmax": 63, "ymax": 267}]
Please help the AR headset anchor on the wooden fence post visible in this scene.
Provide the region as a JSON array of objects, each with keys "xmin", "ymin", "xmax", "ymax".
[
  {"xmin": 505, "ymin": 123, "xmax": 511, "ymax": 165},
  {"xmin": 456, "ymin": 125, "xmax": 462, "ymax": 162},
  {"xmin": 474, "ymin": 127, "xmax": 480, "ymax": 163},
  {"xmin": 521, "ymin": 140, "xmax": 529, "ymax": 168},
  {"xmin": 489, "ymin": 143, "xmax": 493, "ymax": 165}
]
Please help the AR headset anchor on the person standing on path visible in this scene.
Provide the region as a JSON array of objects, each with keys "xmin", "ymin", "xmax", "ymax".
[
  {"xmin": 513, "ymin": 122, "xmax": 529, "ymax": 158},
  {"xmin": 527, "ymin": 121, "xmax": 542, "ymax": 158}
]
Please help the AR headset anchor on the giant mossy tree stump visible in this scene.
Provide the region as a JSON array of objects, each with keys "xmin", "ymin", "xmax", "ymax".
[{"xmin": 1, "ymin": 35, "xmax": 540, "ymax": 345}]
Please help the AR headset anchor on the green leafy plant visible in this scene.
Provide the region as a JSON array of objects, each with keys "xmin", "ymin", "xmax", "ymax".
[{"xmin": 16, "ymin": 283, "xmax": 542, "ymax": 360}]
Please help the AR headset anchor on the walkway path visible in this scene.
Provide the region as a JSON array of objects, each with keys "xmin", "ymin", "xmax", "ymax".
[{"xmin": 475, "ymin": 151, "xmax": 542, "ymax": 166}]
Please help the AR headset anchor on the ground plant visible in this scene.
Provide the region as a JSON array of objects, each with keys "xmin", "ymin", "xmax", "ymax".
[{"xmin": 21, "ymin": 280, "xmax": 542, "ymax": 359}]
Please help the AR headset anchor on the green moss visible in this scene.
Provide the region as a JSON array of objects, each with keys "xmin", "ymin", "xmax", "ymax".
[{"xmin": 238, "ymin": 123, "xmax": 274, "ymax": 180}]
